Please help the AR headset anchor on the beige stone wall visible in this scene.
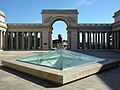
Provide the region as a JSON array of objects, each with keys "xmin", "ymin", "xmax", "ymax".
[
  {"xmin": 113, "ymin": 10, "xmax": 120, "ymax": 22},
  {"xmin": 41, "ymin": 10, "xmax": 78, "ymax": 27},
  {"xmin": 115, "ymin": 16, "xmax": 120, "ymax": 22},
  {"xmin": 70, "ymin": 29, "xmax": 78, "ymax": 50},
  {"xmin": 0, "ymin": 16, "xmax": 5, "ymax": 22},
  {"xmin": 112, "ymin": 10, "xmax": 120, "ymax": 31},
  {"xmin": 78, "ymin": 24, "xmax": 112, "ymax": 32},
  {"xmin": 0, "ymin": 11, "xmax": 7, "ymax": 50},
  {"xmin": 41, "ymin": 30, "xmax": 50, "ymax": 50},
  {"xmin": 0, "ymin": 11, "xmax": 7, "ymax": 31}
]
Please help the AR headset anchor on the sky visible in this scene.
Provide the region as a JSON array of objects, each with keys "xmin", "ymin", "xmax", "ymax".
[{"xmin": 0, "ymin": 0, "xmax": 120, "ymax": 40}]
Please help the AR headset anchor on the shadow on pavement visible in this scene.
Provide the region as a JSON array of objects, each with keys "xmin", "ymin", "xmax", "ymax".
[{"xmin": 0, "ymin": 66, "xmax": 61, "ymax": 88}]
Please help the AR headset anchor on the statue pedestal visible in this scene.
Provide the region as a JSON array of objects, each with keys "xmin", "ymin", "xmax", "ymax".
[{"xmin": 57, "ymin": 43, "xmax": 63, "ymax": 49}]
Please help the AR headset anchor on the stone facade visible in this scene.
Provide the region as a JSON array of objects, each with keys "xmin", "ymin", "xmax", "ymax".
[
  {"xmin": 0, "ymin": 9, "xmax": 120, "ymax": 50},
  {"xmin": 0, "ymin": 11, "xmax": 7, "ymax": 50}
]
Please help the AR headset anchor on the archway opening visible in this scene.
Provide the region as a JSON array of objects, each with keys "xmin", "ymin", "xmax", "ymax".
[{"xmin": 51, "ymin": 21, "xmax": 67, "ymax": 49}]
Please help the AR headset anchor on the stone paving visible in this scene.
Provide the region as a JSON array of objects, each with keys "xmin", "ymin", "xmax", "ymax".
[{"xmin": 0, "ymin": 50, "xmax": 120, "ymax": 90}]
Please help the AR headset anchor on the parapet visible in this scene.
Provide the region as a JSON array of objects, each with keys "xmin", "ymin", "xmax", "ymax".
[
  {"xmin": 0, "ymin": 10, "xmax": 7, "ymax": 31},
  {"xmin": 113, "ymin": 10, "xmax": 120, "ymax": 22}
]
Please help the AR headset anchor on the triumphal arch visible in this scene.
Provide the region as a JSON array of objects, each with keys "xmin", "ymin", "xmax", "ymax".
[
  {"xmin": 41, "ymin": 10, "xmax": 78, "ymax": 50},
  {"xmin": 0, "ymin": 9, "xmax": 120, "ymax": 50}
]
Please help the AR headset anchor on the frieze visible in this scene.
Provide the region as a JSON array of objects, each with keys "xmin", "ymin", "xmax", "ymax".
[
  {"xmin": 43, "ymin": 16, "xmax": 52, "ymax": 23},
  {"xmin": 68, "ymin": 16, "xmax": 76, "ymax": 23}
]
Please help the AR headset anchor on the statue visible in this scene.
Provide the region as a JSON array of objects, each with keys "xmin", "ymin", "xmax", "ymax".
[
  {"xmin": 58, "ymin": 34, "xmax": 62, "ymax": 43},
  {"xmin": 52, "ymin": 34, "xmax": 63, "ymax": 48}
]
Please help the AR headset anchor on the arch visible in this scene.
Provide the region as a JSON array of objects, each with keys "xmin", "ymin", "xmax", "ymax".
[{"xmin": 49, "ymin": 16, "xmax": 71, "ymax": 27}]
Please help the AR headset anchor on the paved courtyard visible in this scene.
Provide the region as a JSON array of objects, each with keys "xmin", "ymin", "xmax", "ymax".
[{"xmin": 0, "ymin": 50, "xmax": 120, "ymax": 90}]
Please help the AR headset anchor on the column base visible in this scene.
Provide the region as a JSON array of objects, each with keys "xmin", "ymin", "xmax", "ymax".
[{"xmin": 0, "ymin": 49, "xmax": 3, "ymax": 51}]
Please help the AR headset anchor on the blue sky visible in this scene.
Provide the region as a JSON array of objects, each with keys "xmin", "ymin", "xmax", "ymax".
[{"xmin": 0, "ymin": 0, "xmax": 120, "ymax": 40}]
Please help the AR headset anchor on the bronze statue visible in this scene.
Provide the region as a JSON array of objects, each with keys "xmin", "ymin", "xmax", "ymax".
[
  {"xmin": 53, "ymin": 34, "xmax": 62, "ymax": 48},
  {"xmin": 58, "ymin": 34, "xmax": 62, "ymax": 43}
]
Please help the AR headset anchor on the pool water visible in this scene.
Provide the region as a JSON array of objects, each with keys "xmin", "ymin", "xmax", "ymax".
[{"xmin": 18, "ymin": 49, "xmax": 106, "ymax": 70}]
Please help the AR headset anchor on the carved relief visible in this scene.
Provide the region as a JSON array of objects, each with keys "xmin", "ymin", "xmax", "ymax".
[
  {"xmin": 43, "ymin": 16, "xmax": 52, "ymax": 23},
  {"xmin": 68, "ymin": 16, "xmax": 76, "ymax": 23}
]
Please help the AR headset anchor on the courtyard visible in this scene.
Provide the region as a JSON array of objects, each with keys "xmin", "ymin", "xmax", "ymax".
[
  {"xmin": 0, "ymin": 50, "xmax": 120, "ymax": 90},
  {"xmin": 0, "ymin": 0, "xmax": 120, "ymax": 90}
]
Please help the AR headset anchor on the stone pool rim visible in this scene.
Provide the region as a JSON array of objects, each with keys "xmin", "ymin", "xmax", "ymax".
[{"xmin": 2, "ymin": 58, "xmax": 120, "ymax": 85}]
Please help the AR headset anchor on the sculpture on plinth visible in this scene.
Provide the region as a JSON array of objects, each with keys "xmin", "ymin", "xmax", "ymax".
[
  {"xmin": 52, "ymin": 34, "xmax": 63, "ymax": 49},
  {"xmin": 58, "ymin": 34, "xmax": 62, "ymax": 43}
]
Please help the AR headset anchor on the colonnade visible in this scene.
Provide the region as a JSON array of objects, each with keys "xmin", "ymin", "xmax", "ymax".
[
  {"xmin": 1, "ymin": 30, "xmax": 120, "ymax": 50},
  {"xmin": 78, "ymin": 31, "xmax": 113, "ymax": 49},
  {"xmin": 113, "ymin": 30, "xmax": 120, "ymax": 50},
  {"xmin": 0, "ymin": 30, "xmax": 5, "ymax": 50},
  {"xmin": 4, "ymin": 31, "xmax": 42, "ymax": 50}
]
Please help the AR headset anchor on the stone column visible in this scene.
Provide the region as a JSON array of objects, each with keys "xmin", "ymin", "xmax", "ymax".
[
  {"xmin": 39, "ymin": 31, "xmax": 43, "ymax": 49},
  {"xmin": 10, "ymin": 32, "xmax": 13, "ymax": 49},
  {"xmin": 16, "ymin": 32, "xmax": 19, "ymax": 50},
  {"xmin": 106, "ymin": 32, "xmax": 110, "ymax": 49},
  {"xmin": 114, "ymin": 31, "xmax": 117, "ymax": 49},
  {"xmin": 22, "ymin": 32, "xmax": 25, "ymax": 50},
  {"xmin": 87, "ymin": 32, "xmax": 89, "ymax": 49},
  {"xmin": 79, "ymin": 32, "xmax": 81, "ymax": 49},
  {"xmin": 95, "ymin": 33, "xmax": 98, "ymax": 49},
  {"xmin": 36, "ymin": 32, "xmax": 38, "ymax": 49},
  {"xmin": 48, "ymin": 31, "xmax": 52, "ymax": 49},
  {"xmin": 77, "ymin": 31, "xmax": 80, "ymax": 49},
  {"xmin": 82, "ymin": 32, "xmax": 86, "ymax": 49},
  {"xmin": 67, "ymin": 31, "xmax": 71, "ymax": 49},
  {"xmin": 89, "ymin": 33, "xmax": 91, "ymax": 49},
  {"xmin": 19, "ymin": 32, "xmax": 23, "ymax": 49},
  {"xmin": 101, "ymin": 33, "xmax": 102, "ymax": 49},
  {"xmin": 117, "ymin": 31, "xmax": 120, "ymax": 49},
  {"xmin": 24, "ymin": 32, "xmax": 27, "ymax": 49},
  {"xmin": 14, "ymin": 33, "xmax": 16, "ymax": 49},
  {"xmin": 101, "ymin": 32, "xmax": 105, "ymax": 49},
  {"xmin": 30, "ymin": 32, "xmax": 33, "ymax": 49},
  {"xmin": 92, "ymin": 32, "xmax": 95, "ymax": 49},
  {"xmin": 34, "ymin": 32, "xmax": 37, "ymax": 49},
  {"xmin": 103, "ymin": 32, "xmax": 105, "ymax": 49},
  {"xmin": 112, "ymin": 32, "xmax": 114, "ymax": 49},
  {"xmin": 0, "ymin": 30, "xmax": 3, "ymax": 50},
  {"xmin": 3, "ymin": 31, "xmax": 6, "ymax": 49},
  {"xmin": 5, "ymin": 32, "xmax": 8, "ymax": 50},
  {"xmin": 28, "ymin": 32, "xmax": 31, "ymax": 50},
  {"xmin": 118, "ymin": 30, "xmax": 120, "ymax": 50},
  {"xmin": 98, "ymin": 32, "xmax": 100, "ymax": 49}
]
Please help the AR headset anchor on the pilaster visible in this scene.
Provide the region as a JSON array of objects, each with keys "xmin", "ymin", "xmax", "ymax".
[{"xmin": 41, "ymin": 26, "xmax": 52, "ymax": 50}]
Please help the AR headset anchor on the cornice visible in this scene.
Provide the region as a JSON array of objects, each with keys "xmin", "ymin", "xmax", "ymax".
[
  {"xmin": 7, "ymin": 23, "xmax": 42, "ymax": 29},
  {"xmin": 41, "ymin": 9, "xmax": 78, "ymax": 14},
  {"xmin": 112, "ymin": 22, "xmax": 120, "ymax": 28},
  {"xmin": 0, "ymin": 22, "xmax": 7, "ymax": 29},
  {"xmin": 0, "ymin": 11, "xmax": 6, "ymax": 18},
  {"xmin": 114, "ymin": 10, "xmax": 120, "ymax": 17},
  {"xmin": 78, "ymin": 23, "xmax": 112, "ymax": 26}
]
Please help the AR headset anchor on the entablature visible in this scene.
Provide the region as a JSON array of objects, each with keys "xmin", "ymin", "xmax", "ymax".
[
  {"xmin": 7, "ymin": 23, "xmax": 42, "ymax": 29},
  {"xmin": 78, "ymin": 23, "xmax": 112, "ymax": 30}
]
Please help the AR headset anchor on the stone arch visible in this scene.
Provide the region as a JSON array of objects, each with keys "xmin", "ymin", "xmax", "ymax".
[
  {"xmin": 50, "ymin": 16, "xmax": 68, "ymax": 49},
  {"xmin": 41, "ymin": 10, "xmax": 78, "ymax": 50},
  {"xmin": 49, "ymin": 16, "xmax": 71, "ymax": 27}
]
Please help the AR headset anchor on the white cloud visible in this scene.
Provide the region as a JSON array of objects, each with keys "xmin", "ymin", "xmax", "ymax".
[{"xmin": 76, "ymin": 0, "xmax": 95, "ymax": 6}]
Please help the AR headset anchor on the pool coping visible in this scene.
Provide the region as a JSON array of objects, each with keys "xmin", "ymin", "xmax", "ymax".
[{"xmin": 2, "ymin": 59, "xmax": 120, "ymax": 85}]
